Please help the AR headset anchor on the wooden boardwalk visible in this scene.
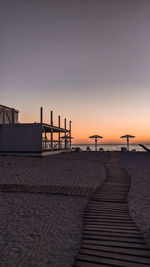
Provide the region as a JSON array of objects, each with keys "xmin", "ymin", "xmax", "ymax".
[
  {"xmin": 74, "ymin": 152, "xmax": 150, "ymax": 266},
  {"xmin": 0, "ymin": 184, "xmax": 95, "ymax": 197}
]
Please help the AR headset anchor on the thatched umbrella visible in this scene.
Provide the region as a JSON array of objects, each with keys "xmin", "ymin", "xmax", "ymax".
[
  {"xmin": 89, "ymin": 135, "xmax": 103, "ymax": 151},
  {"xmin": 120, "ymin": 134, "xmax": 135, "ymax": 151}
]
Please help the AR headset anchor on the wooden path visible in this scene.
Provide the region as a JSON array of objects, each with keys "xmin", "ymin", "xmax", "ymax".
[
  {"xmin": 0, "ymin": 184, "xmax": 95, "ymax": 197},
  {"xmin": 74, "ymin": 152, "xmax": 150, "ymax": 266}
]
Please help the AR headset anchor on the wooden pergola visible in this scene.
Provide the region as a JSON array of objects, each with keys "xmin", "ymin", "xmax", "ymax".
[{"xmin": 40, "ymin": 107, "xmax": 72, "ymax": 151}]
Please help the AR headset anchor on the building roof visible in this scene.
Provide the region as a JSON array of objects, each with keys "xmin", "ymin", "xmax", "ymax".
[{"xmin": 0, "ymin": 104, "xmax": 19, "ymax": 113}]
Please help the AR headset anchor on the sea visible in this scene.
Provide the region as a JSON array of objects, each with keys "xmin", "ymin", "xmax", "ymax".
[{"xmin": 71, "ymin": 144, "xmax": 150, "ymax": 152}]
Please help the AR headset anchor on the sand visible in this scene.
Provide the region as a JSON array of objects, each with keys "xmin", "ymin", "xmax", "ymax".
[
  {"xmin": 0, "ymin": 193, "xmax": 87, "ymax": 267},
  {"xmin": 120, "ymin": 152, "xmax": 150, "ymax": 244},
  {"xmin": 0, "ymin": 152, "xmax": 108, "ymax": 188},
  {"xmin": 0, "ymin": 151, "xmax": 108, "ymax": 266}
]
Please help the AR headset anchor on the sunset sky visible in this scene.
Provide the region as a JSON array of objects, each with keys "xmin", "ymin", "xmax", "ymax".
[{"xmin": 1, "ymin": 0, "xmax": 150, "ymax": 144}]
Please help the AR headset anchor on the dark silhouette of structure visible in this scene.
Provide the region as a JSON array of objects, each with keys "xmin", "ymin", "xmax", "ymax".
[
  {"xmin": 0, "ymin": 105, "xmax": 72, "ymax": 156},
  {"xmin": 0, "ymin": 104, "xmax": 19, "ymax": 124},
  {"xmin": 139, "ymin": 144, "xmax": 150, "ymax": 152},
  {"xmin": 120, "ymin": 134, "xmax": 135, "ymax": 151},
  {"xmin": 89, "ymin": 135, "xmax": 103, "ymax": 151}
]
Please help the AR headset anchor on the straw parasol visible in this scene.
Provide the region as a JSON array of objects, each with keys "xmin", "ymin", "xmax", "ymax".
[
  {"xmin": 89, "ymin": 135, "xmax": 103, "ymax": 151},
  {"xmin": 120, "ymin": 134, "xmax": 135, "ymax": 151}
]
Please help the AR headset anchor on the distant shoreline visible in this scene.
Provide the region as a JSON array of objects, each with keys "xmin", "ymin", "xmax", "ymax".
[
  {"xmin": 72, "ymin": 143, "xmax": 150, "ymax": 145},
  {"xmin": 71, "ymin": 144, "xmax": 150, "ymax": 152}
]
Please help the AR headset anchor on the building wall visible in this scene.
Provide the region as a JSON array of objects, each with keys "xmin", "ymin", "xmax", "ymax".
[
  {"xmin": 0, "ymin": 105, "xmax": 18, "ymax": 124},
  {"xmin": 0, "ymin": 124, "xmax": 42, "ymax": 152}
]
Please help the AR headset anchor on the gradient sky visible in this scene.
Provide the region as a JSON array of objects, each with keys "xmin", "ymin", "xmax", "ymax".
[{"xmin": 1, "ymin": 0, "xmax": 150, "ymax": 144}]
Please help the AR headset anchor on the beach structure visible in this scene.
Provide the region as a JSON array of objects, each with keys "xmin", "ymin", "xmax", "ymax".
[
  {"xmin": 120, "ymin": 134, "xmax": 135, "ymax": 151},
  {"xmin": 0, "ymin": 104, "xmax": 19, "ymax": 124},
  {"xmin": 0, "ymin": 104, "xmax": 72, "ymax": 156},
  {"xmin": 89, "ymin": 135, "xmax": 103, "ymax": 151}
]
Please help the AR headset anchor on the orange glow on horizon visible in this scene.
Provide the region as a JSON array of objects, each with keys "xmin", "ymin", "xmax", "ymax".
[
  {"xmin": 19, "ymin": 105, "xmax": 150, "ymax": 145},
  {"xmin": 72, "ymin": 136, "xmax": 150, "ymax": 145}
]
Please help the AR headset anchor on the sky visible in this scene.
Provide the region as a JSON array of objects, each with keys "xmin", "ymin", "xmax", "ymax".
[{"xmin": 1, "ymin": 0, "xmax": 150, "ymax": 144}]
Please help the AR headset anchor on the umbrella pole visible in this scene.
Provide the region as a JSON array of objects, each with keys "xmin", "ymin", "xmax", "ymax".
[
  {"xmin": 127, "ymin": 137, "xmax": 129, "ymax": 151},
  {"xmin": 95, "ymin": 137, "xmax": 97, "ymax": 151}
]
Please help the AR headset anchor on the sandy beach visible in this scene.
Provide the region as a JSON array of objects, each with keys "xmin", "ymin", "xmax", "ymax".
[
  {"xmin": 0, "ymin": 152, "xmax": 109, "ymax": 188},
  {"xmin": 0, "ymin": 152, "xmax": 108, "ymax": 266},
  {"xmin": 1, "ymin": 151, "xmax": 150, "ymax": 265},
  {"xmin": 120, "ymin": 152, "xmax": 150, "ymax": 244},
  {"xmin": 1, "ymin": 0, "xmax": 150, "ymax": 264}
]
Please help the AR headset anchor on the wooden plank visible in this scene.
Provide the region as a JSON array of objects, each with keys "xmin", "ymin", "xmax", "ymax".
[
  {"xmin": 0, "ymin": 184, "xmax": 93, "ymax": 197},
  {"xmin": 86, "ymin": 210, "xmax": 130, "ymax": 215},
  {"xmin": 84, "ymin": 223, "xmax": 138, "ymax": 230},
  {"xmin": 84, "ymin": 221, "xmax": 136, "ymax": 227},
  {"xmin": 87, "ymin": 208, "xmax": 129, "ymax": 213},
  {"xmin": 85, "ymin": 213, "xmax": 132, "ymax": 218},
  {"xmin": 82, "ymin": 243, "xmax": 150, "ymax": 257},
  {"xmin": 88, "ymin": 205, "xmax": 129, "ymax": 211},
  {"xmin": 84, "ymin": 217, "xmax": 134, "ymax": 223},
  {"xmin": 84, "ymin": 218, "xmax": 134, "ymax": 223},
  {"xmin": 84, "ymin": 226, "xmax": 141, "ymax": 234},
  {"xmin": 83, "ymin": 234, "xmax": 146, "ymax": 244},
  {"xmin": 82, "ymin": 238, "xmax": 148, "ymax": 249},
  {"xmin": 83, "ymin": 230, "xmax": 143, "ymax": 238},
  {"xmin": 84, "ymin": 221, "xmax": 137, "ymax": 227},
  {"xmin": 80, "ymin": 248, "xmax": 150, "ymax": 264},
  {"xmin": 74, "ymin": 260, "xmax": 105, "ymax": 267},
  {"xmin": 76, "ymin": 253, "xmax": 144, "ymax": 267}
]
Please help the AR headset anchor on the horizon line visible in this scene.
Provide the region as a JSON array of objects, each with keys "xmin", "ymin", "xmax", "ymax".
[{"xmin": 72, "ymin": 143, "xmax": 150, "ymax": 145}]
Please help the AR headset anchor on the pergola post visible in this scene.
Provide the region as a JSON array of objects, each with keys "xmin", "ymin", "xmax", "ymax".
[
  {"xmin": 3, "ymin": 107, "xmax": 5, "ymax": 124},
  {"xmin": 64, "ymin": 118, "xmax": 66, "ymax": 149},
  {"xmin": 69, "ymin": 120, "xmax": 72, "ymax": 149},
  {"xmin": 40, "ymin": 107, "xmax": 43, "ymax": 124},
  {"xmin": 40, "ymin": 107, "xmax": 43, "ymax": 148},
  {"xmin": 45, "ymin": 130, "xmax": 47, "ymax": 149},
  {"xmin": 51, "ymin": 110, "xmax": 53, "ymax": 149},
  {"xmin": 58, "ymin": 115, "xmax": 60, "ymax": 149},
  {"xmin": 12, "ymin": 109, "xmax": 15, "ymax": 124}
]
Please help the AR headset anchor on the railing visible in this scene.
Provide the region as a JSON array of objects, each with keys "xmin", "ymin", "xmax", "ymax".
[{"xmin": 42, "ymin": 140, "xmax": 70, "ymax": 150}]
